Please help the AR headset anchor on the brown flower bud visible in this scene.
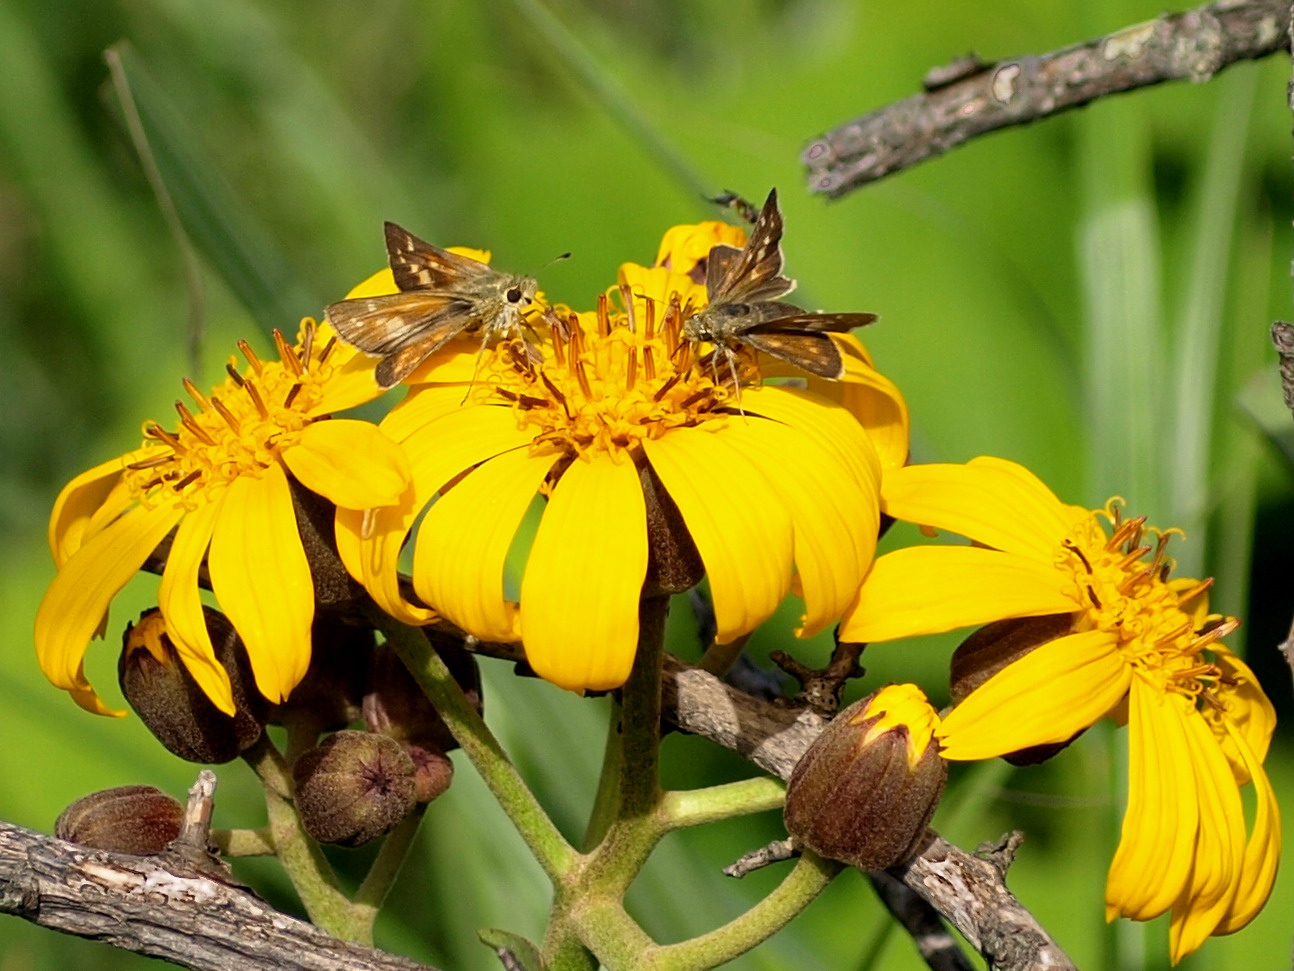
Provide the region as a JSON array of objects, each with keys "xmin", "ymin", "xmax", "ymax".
[
  {"xmin": 55, "ymin": 785, "xmax": 183, "ymax": 855},
  {"xmin": 293, "ymin": 730, "xmax": 417, "ymax": 846},
  {"xmin": 784, "ymin": 684, "xmax": 946, "ymax": 870},
  {"xmin": 407, "ymin": 746, "xmax": 454, "ymax": 804},
  {"xmin": 119, "ymin": 608, "xmax": 269, "ymax": 764},
  {"xmin": 272, "ymin": 620, "xmax": 372, "ymax": 742},
  {"xmin": 951, "ymin": 615, "xmax": 1082, "ymax": 766}
]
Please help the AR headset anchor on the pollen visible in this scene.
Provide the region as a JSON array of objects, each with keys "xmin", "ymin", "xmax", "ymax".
[
  {"xmin": 1060, "ymin": 501, "xmax": 1233, "ymax": 703},
  {"xmin": 474, "ymin": 290, "xmax": 733, "ymax": 460},
  {"xmin": 122, "ymin": 320, "xmax": 340, "ymax": 509}
]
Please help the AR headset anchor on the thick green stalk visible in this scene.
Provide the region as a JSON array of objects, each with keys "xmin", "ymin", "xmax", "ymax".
[
  {"xmin": 352, "ymin": 805, "xmax": 427, "ymax": 925},
  {"xmin": 375, "ymin": 610, "xmax": 577, "ymax": 880},
  {"xmin": 657, "ymin": 776, "xmax": 785, "ymax": 831},
  {"xmin": 647, "ymin": 851, "xmax": 842, "ymax": 971}
]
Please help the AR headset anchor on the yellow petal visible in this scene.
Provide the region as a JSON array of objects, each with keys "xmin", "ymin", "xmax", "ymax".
[
  {"xmin": 1167, "ymin": 705, "xmax": 1246, "ymax": 962},
  {"xmin": 48, "ymin": 446, "xmax": 163, "ymax": 565},
  {"xmin": 285, "ymin": 419, "xmax": 411, "ymax": 509},
  {"xmin": 520, "ymin": 456, "xmax": 648, "ymax": 692},
  {"xmin": 339, "ymin": 402, "xmax": 533, "ymax": 625},
  {"xmin": 414, "ymin": 447, "xmax": 554, "ymax": 642},
  {"xmin": 345, "ymin": 268, "xmax": 397, "ymax": 299},
  {"xmin": 881, "ymin": 459, "xmax": 1082, "ymax": 560},
  {"xmin": 720, "ymin": 414, "xmax": 880, "ymax": 635},
  {"xmin": 643, "ymin": 427, "xmax": 794, "ymax": 643},
  {"xmin": 743, "ymin": 385, "xmax": 880, "ymax": 494},
  {"xmin": 936, "ymin": 630, "xmax": 1126, "ymax": 759},
  {"xmin": 840, "ymin": 545, "xmax": 1078, "ymax": 643},
  {"xmin": 208, "ymin": 466, "xmax": 313, "ymax": 703},
  {"xmin": 157, "ymin": 497, "xmax": 235, "ymax": 715},
  {"xmin": 807, "ymin": 334, "xmax": 911, "ymax": 470},
  {"xmin": 1213, "ymin": 647, "xmax": 1276, "ymax": 770},
  {"xmin": 1107, "ymin": 682, "xmax": 1199, "ymax": 921},
  {"xmin": 35, "ymin": 501, "xmax": 183, "ymax": 715},
  {"xmin": 1214, "ymin": 720, "xmax": 1280, "ymax": 935}
]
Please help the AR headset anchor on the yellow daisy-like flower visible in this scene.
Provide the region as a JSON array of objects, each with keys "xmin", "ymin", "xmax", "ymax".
[
  {"xmin": 36, "ymin": 320, "xmax": 411, "ymax": 717},
  {"xmin": 337, "ymin": 221, "xmax": 905, "ymax": 692},
  {"xmin": 841, "ymin": 456, "xmax": 1279, "ymax": 962}
]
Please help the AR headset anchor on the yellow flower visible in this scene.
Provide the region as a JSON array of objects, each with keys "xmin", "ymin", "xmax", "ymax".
[
  {"xmin": 337, "ymin": 224, "xmax": 905, "ymax": 692},
  {"xmin": 37, "ymin": 320, "xmax": 411, "ymax": 716},
  {"xmin": 842, "ymin": 456, "xmax": 1279, "ymax": 961}
]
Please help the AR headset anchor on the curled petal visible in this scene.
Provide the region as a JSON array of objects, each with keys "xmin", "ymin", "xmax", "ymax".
[
  {"xmin": 521, "ymin": 456, "xmax": 648, "ymax": 691},
  {"xmin": 49, "ymin": 446, "xmax": 164, "ymax": 565},
  {"xmin": 414, "ymin": 447, "xmax": 554, "ymax": 642},
  {"xmin": 1214, "ymin": 719, "xmax": 1280, "ymax": 935},
  {"xmin": 35, "ymin": 501, "xmax": 183, "ymax": 715}
]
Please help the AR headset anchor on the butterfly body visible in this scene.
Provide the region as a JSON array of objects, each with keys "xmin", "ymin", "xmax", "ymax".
[
  {"xmin": 327, "ymin": 222, "xmax": 538, "ymax": 389},
  {"xmin": 681, "ymin": 189, "xmax": 876, "ymax": 384}
]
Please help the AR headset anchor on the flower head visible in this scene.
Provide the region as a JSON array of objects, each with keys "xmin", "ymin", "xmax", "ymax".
[
  {"xmin": 337, "ymin": 220, "xmax": 906, "ymax": 692},
  {"xmin": 842, "ymin": 456, "xmax": 1279, "ymax": 961},
  {"xmin": 37, "ymin": 320, "xmax": 411, "ymax": 716}
]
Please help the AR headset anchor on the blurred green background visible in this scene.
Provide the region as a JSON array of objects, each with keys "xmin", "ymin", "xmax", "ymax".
[{"xmin": 2, "ymin": 0, "xmax": 1292, "ymax": 968}]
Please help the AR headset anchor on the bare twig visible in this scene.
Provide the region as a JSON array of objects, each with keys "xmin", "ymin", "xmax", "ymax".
[
  {"xmin": 804, "ymin": 0, "xmax": 1290, "ymax": 196},
  {"xmin": 867, "ymin": 870, "xmax": 974, "ymax": 971},
  {"xmin": 662, "ymin": 656, "xmax": 1076, "ymax": 971},
  {"xmin": 0, "ymin": 820, "xmax": 437, "ymax": 971},
  {"xmin": 724, "ymin": 839, "xmax": 798, "ymax": 878}
]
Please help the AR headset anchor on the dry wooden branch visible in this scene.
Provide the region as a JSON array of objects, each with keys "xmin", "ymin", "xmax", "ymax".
[
  {"xmin": 803, "ymin": 0, "xmax": 1290, "ymax": 196},
  {"xmin": 0, "ymin": 820, "xmax": 436, "ymax": 971},
  {"xmin": 662, "ymin": 656, "xmax": 1076, "ymax": 971}
]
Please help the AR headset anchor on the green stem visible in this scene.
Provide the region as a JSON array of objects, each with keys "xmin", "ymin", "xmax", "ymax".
[
  {"xmin": 647, "ymin": 851, "xmax": 842, "ymax": 971},
  {"xmin": 374, "ymin": 609, "xmax": 577, "ymax": 880},
  {"xmin": 241, "ymin": 736, "xmax": 366, "ymax": 942},
  {"xmin": 657, "ymin": 777, "xmax": 785, "ymax": 831},
  {"xmin": 352, "ymin": 804, "xmax": 427, "ymax": 923},
  {"xmin": 212, "ymin": 826, "xmax": 274, "ymax": 857},
  {"xmin": 582, "ymin": 702, "xmax": 626, "ymax": 852},
  {"xmin": 616, "ymin": 596, "xmax": 667, "ymax": 820}
]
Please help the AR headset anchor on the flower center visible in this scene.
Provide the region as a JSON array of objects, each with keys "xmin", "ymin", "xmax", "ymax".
[
  {"xmin": 475, "ymin": 289, "xmax": 734, "ymax": 460},
  {"xmin": 1059, "ymin": 503, "xmax": 1235, "ymax": 702},
  {"xmin": 124, "ymin": 321, "xmax": 340, "ymax": 509}
]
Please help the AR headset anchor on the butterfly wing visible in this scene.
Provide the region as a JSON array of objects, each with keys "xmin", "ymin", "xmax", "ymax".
[
  {"xmin": 326, "ymin": 291, "xmax": 474, "ymax": 356},
  {"xmin": 747, "ymin": 311, "xmax": 878, "ymax": 334},
  {"xmin": 705, "ymin": 189, "xmax": 796, "ymax": 306},
  {"xmin": 740, "ymin": 331, "xmax": 845, "ymax": 380},
  {"xmin": 384, "ymin": 222, "xmax": 499, "ymax": 293}
]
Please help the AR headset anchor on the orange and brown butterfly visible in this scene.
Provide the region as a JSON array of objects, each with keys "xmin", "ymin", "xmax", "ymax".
[
  {"xmin": 326, "ymin": 222, "xmax": 539, "ymax": 389},
  {"xmin": 681, "ymin": 188, "xmax": 876, "ymax": 383}
]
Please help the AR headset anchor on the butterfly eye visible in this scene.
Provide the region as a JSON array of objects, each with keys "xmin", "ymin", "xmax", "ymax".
[{"xmin": 506, "ymin": 287, "xmax": 523, "ymax": 303}]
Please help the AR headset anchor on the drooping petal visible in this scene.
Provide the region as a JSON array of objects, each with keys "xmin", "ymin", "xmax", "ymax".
[
  {"xmin": 743, "ymin": 385, "xmax": 881, "ymax": 495},
  {"xmin": 720, "ymin": 414, "xmax": 880, "ymax": 635},
  {"xmin": 157, "ymin": 497, "xmax": 234, "ymax": 715},
  {"xmin": 880, "ymin": 459, "xmax": 1082, "ymax": 560},
  {"xmin": 208, "ymin": 466, "xmax": 313, "ymax": 703},
  {"xmin": 1168, "ymin": 704, "xmax": 1247, "ymax": 962},
  {"xmin": 35, "ymin": 501, "xmax": 184, "ymax": 714},
  {"xmin": 1214, "ymin": 720, "xmax": 1280, "ymax": 935},
  {"xmin": 285, "ymin": 419, "xmax": 411, "ymax": 509},
  {"xmin": 520, "ymin": 455, "xmax": 648, "ymax": 691},
  {"xmin": 49, "ymin": 445, "xmax": 164, "ymax": 565},
  {"xmin": 643, "ymin": 427, "xmax": 793, "ymax": 643},
  {"xmin": 936, "ymin": 630, "xmax": 1127, "ymax": 759},
  {"xmin": 840, "ymin": 545, "xmax": 1078, "ymax": 643},
  {"xmin": 1212, "ymin": 647, "xmax": 1277, "ymax": 770},
  {"xmin": 1107, "ymin": 681, "xmax": 1200, "ymax": 921},
  {"xmin": 337, "ymin": 403, "xmax": 533, "ymax": 625},
  {"xmin": 414, "ymin": 447, "xmax": 554, "ymax": 642}
]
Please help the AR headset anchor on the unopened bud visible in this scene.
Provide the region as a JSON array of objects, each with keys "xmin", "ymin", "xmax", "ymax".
[
  {"xmin": 55, "ymin": 785, "xmax": 184, "ymax": 855},
  {"xmin": 407, "ymin": 746, "xmax": 454, "ymax": 803},
  {"xmin": 293, "ymin": 730, "xmax": 417, "ymax": 846},
  {"xmin": 951, "ymin": 615, "xmax": 1081, "ymax": 766},
  {"xmin": 119, "ymin": 608, "xmax": 268, "ymax": 764},
  {"xmin": 784, "ymin": 684, "xmax": 946, "ymax": 870}
]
